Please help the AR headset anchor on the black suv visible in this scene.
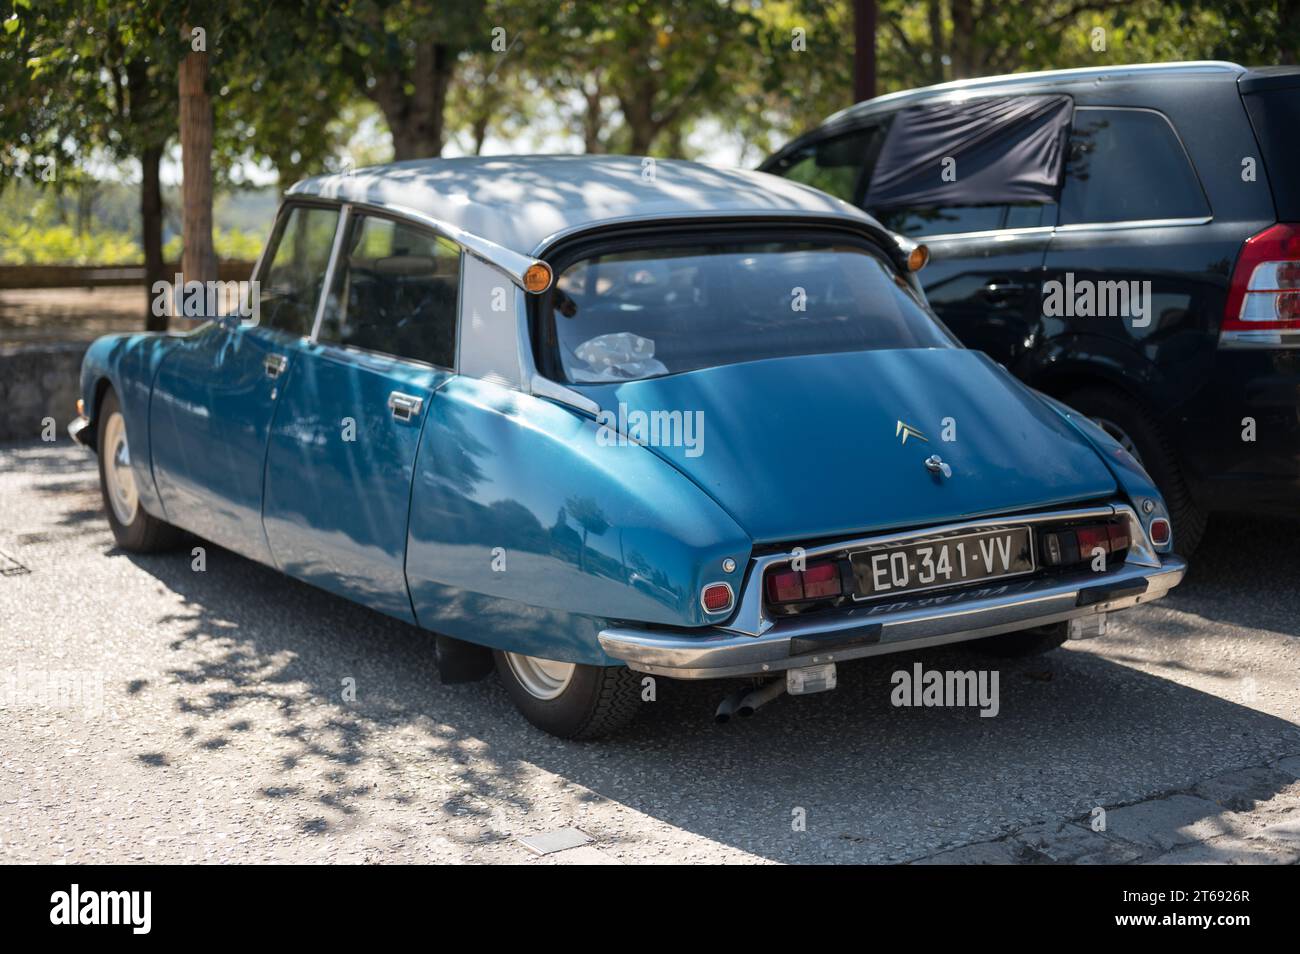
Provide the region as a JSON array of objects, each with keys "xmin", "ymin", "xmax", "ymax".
[{"xmin": 762, "ymin": 62, "xmax": 1300, "ymax": 554}]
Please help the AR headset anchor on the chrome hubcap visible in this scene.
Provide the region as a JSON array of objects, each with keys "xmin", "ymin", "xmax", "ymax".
[
  {"xmin": 1091, "ymin": 416, "xmax": 1144, "ymax": 467},
  {"xmin": 504, "ymin": 653, "xmax": 575, "ymax": 700},
  {"xmin": 103, "ymin": 411, "xmax": 139, "ymax": 526}
]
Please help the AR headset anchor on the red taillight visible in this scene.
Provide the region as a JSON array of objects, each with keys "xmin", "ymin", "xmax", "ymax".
[
  {"xmin": 701, "ymin": 582, "xmax": 734, "ymax": 614},
  {"xmin": 1041, "ymin": 521, "xmax": 1130, "ymax": 567},
  {"xmin": 1106, "ymin": 523, "xmax": 1130, "ymax": 552},
  {"xmin": 1075, "ymin": 526, "xmax": 1109, "ymax": 557},
  {"xmin": 1222, "ymin": 223, "xmax": 1300, "ymax": 333},
  {"xmin": 765, "ymin": 569, "xmax": 804, "ymax": 603},
  {"xmin": 764, "ymin": 560, "xmax": 842, "ymax": 606},
  {"xmin": 1148, "ymin": 518, "xmax": 1171, "ymax": 547},
  {"xmin": 802, "ymin": 562, "xmax": 841, "ymax": 599}
]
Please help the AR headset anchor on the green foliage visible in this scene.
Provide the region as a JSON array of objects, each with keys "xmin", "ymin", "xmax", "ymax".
[{"xmin": 0, "ymin": 222, "xmax": 141, "ymax": 265}]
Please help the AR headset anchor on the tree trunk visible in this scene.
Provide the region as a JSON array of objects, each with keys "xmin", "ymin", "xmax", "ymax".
[
  {"xmin": 581, "ymin": 87, "xmax": 603, "ymax": 153},
  {"xmin": 370, "ymin": 41, "xmax": 453, "ymax": 160},
  {"xmin": 178, "ymin": 44, "xmax": 216, "ymax": 318},
  {"xmin": 927, "ymin": 0, "xmax": 946, "ymax": 83},
  {"xmin": 949, "ymin": 0, "xmax": 976, "ymax": 80},
  {"xmin": 853, "ymin": 0, "xmax": 877, "ymax": 102},
  {"xmin": 618, "ymin": 90, "xmax": 659, "ymax": 155},
  {"xmin": 141, "ymin": 145, "xmax": 167, "ymax": 333}
]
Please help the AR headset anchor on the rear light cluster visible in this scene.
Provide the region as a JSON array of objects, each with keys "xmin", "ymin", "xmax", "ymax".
[
  {"xmin": 1223, "ymin": 223, "xmax": 1300, "ymax": 334},
  {"xmin": 765, "ymin": 559, "xmax": 845, "ymax": 608},
  {"xmin": 1040, "ymin": 521, "xmax": 1130, "ymax": 567}
]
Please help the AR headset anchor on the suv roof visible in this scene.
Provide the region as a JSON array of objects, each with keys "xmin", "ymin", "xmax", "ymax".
[{"xmin": 822, "ymin": 61, "xmax": 1248, "ymax": 128}]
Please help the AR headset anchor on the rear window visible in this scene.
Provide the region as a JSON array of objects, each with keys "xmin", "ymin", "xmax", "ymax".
[
  {"xmin": 1242, "ymin": 85, "xmax": 1300, "ymax": 221},
  {"xmin": 1059, "ymin": 108, "xmax": 1209, "ymax": 225},
  {"xmin": 546, "ymin": 238, "xmax": 953, "ymax": 383}
]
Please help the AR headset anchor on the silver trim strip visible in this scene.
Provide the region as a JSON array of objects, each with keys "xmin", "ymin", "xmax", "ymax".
[
  {"xmin": 310, "ymin": 203, "xmax": 352, "ymax": 342},
  {"xmin": 1053, "ymin": 215, "xmax": 1212, "ymax": 233},
  {"xmin": 1218, "ymin": 328, "xmax": 1300, "ymax": 349},
  {"xmin": 920, "ymin": 225, "xmax": 1055, "ymax": 242},
  {"xmin": 284, "ymin": 193, "xmax": 549, "ymax": 292},
  {"xmin": 600, "ymin": 555, "xmax": 1185, "ymax": 680}
]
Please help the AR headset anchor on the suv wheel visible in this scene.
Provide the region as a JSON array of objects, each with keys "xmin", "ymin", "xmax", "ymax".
[{"xmin": 1063, "ymin": 386, "xmax": 1206, "ymax": 556}]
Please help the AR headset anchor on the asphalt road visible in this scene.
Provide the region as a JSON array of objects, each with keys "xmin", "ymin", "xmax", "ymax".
[{"xmin": 2, "ymin": 439, "xmax": 1299, "ymax": 864}]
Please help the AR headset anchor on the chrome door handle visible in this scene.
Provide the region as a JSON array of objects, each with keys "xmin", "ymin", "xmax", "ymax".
[
  {"xmin": 388, "ymin": 391, "xmax": 423, "ymax": 421},
  {"xmin": 264, "ymin": 353, "xmax": 287, "ymax": 379}
]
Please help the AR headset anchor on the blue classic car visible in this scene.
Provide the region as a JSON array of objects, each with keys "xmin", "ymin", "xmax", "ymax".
[{"xmin": 69, "ymin": 156, "xmax": 1185, "ymax": 738}]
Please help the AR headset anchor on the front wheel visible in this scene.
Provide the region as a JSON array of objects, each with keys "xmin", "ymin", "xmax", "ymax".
[
  {"xmin": 96, "ymin": 389, "xmax": 185, "ymax": 552},
  {"xmin": 494, "ymin": 651, "xmax": 642, "ymax": 739}
]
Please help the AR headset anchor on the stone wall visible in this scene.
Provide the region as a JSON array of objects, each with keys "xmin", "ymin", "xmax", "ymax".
[{"xmin": 0, "ymin": 342, "xmax": 90, "ymax": 443}]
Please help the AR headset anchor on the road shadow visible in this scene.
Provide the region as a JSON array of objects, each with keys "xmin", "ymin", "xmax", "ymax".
[
  {"xmin": 121, "ymin": 532, "xmax": 1300, "ymax": 863},
  {"xmin": 11, "ymin": 440, "xmax": 1297, "ymax": 862}
]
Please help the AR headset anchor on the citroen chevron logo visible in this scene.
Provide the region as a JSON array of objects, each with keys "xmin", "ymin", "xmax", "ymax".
[{"xmin": 896, "ymin": 420, "xmax": 928, "ymax": 445}]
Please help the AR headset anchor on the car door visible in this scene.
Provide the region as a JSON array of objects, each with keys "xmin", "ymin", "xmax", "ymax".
[
  {"xmin": 1038, "ymin": 106, "xmax": 1222, "ymax": 397},
  {"xmin": 149, "ymin": 203, "xmax": 342, "ymax": 562},
  {"xmin": 874, "ymin": 200, "xmax": 1055, "ymax": 370},
  {"xmin": 261, "ymin": 210, "xmax": 459, "ymax": 623}
]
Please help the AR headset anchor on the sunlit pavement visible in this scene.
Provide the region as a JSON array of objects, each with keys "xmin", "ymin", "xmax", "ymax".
[{"xmin": 2, "ymin": 439, "xmax": 1299, "ymax": 864}]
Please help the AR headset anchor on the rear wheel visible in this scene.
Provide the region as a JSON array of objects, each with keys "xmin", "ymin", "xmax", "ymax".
[
  {"xmin": 1062, "ymin": 386, "xmax": 1206, "ymax": 556},
  {"xmin": 96, "ymin": 389, "xmax": 185, "ymax": 552},
  {"xmin": 970, "ymin": 622, "xmax": 1069, "ymax": 658},
  {"xmin": 495, "ymin": 650, "xmax": 642, "ymax": 739}
]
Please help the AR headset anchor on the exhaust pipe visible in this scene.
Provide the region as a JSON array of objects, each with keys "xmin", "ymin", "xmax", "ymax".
[
  {"xmin": 714, "ymin": 687, "xmax": 749, "ymax": 724},
  {"xmin": 736, "ymin": 679, "xmax": 786, "ymax": 718}
]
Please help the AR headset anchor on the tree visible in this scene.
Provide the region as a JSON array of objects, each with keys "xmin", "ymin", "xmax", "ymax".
[
  {"xmin": 2, "ymin": 0, "xmax": 179, "ymax": 330},
  {"xmin": 178, "ymin": 20, "xmax": 216, "ymax": 290},
  {"xmin": 332, "ymin": 0, "xmax": 488, "ymax": 160}
]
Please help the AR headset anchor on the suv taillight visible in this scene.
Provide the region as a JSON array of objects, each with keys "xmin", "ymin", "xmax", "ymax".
[{"xmin": 1222, "ymin": 223, "xmax": 1300, "ymax": 341}]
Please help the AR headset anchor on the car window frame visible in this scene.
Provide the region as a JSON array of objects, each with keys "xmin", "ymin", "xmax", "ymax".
[
  {"xmin": 246, "ymin": 198, "xmax": 348, "ymax": 338},
  {"xmin": 530, "ymin": 222, "xmax": 958, "ymax": 385},
  {"xmin": 313, "ymin": 206, "xmax": 464, "ymax": 373},
  {"xmin": 1053, "ymin": 105, "xmax": 1214, "ymax": 232},
  {"xmin": 766, "ymin": 119, "xmax": 891, "ymax": 209}
]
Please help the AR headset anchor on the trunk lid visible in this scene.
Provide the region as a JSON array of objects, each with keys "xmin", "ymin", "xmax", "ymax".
[{"xmin": 580, "ymin": 348, "xmax": 1116, "ymax": 545}]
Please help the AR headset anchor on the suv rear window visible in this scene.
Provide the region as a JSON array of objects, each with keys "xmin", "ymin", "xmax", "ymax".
[
  {"xmin": 546, "ymin": 238, "xmax": 953, "ymax": 383},
  {"xmin": 1241, "ymin": 81, "xmax": 1300, "ymax": 221},
  {"xmin": 1059, "ymin": 108, "xmax": 1209, "ymax": 225}
]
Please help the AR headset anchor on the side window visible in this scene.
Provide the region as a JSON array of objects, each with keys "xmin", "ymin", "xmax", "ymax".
[
  {"xmin": 319, "ymin": 214, "xmax": 460, "ymax": 368},
  {"xmin": 1059, "ymin": 108, "xmax": 1209, "ymax": 225},
  {"xmin": 770, "ymin": 125, "xmax": 886, "ymax": 204},
  {"xmin": 876, "ymin": 203, "xmax": 1051, "ymax": 238},
  {"xmin": 259, "ymin": 205, "xmax": 340, "ymax": 337}
]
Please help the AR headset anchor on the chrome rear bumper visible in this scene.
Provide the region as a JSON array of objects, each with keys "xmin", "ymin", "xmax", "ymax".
[{"xmin": 599, "ymin": 555, "xmax": 1185, "ymax": 680}]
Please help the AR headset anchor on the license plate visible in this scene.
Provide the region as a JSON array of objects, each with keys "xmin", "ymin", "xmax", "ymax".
[{"xmin": 849, "ymin": 527, "xmax": 1034, "ymax": 600}]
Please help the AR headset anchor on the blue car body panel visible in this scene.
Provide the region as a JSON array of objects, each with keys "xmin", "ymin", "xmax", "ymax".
[
  {"xmin": 580, "ymin": 348, "xmax": 1118, "ymax": 546},
  {"xmin": 263, "ymin": 339, "xmax": 449, "ymax": 624},
  {"xmin": 149, "ymin": 324, "xmax": 298, "ymax": 564},
  {"xmin": 404, "ymin": 375, "xmax": 751, "ymax": 664},
  {"xmin": 79, "ymin": 332, "xmax": 178, "ymax": 521}
]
